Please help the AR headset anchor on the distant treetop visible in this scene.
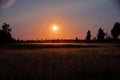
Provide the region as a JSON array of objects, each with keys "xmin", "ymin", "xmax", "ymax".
[{"xmin": 111, "ymin": 22, "xmax": 120, "ymax": 40}]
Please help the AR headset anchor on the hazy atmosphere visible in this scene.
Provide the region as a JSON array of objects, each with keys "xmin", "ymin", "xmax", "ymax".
[
  {"xmin": 0, "ymin": 1, "xmax": 120, "ymax": 80},
  {"xmin": 0, "ymin": 0, "xmax": 120, "ymax": 40}
]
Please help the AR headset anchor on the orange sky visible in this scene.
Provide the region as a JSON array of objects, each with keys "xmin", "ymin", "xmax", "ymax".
[{"xmin": 0, "ymin": 0, "xmax": 120, "ymax": 40}]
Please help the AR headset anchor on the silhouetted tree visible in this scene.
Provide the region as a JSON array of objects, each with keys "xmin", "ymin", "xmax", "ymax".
[
  {"xmin": 97, "ymin": 28, "xmax": 105, "ymax": 40},
  {"xmin": 0, "ymin": 23, "xmax": 14, "ymax": 42},
  {"xmin": 105, "ymin": 33, "xmax": 111, "ymax": 40},
  {"xmin": 75, "ymin": 37, "xmax": 79, "ymax": 43},
  {"xmin": 86, "ymin": 30, "xmax": 91, "ymax": 40},
  {"xmin": 93, "ymin": 37, "xmax": 97, "ymax": 40},
  {"xmin": 75, "ymin": 37, "xmax": 79, "ymax": 41},
  {"xmin": 111, "ymin": 22, "xmax": 120, "ymax": 40}
]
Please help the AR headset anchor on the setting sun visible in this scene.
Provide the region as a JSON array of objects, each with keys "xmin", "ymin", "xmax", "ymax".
[{"xmin": 52, "ymin": 25, "xmax": 58, "ymax": 31}]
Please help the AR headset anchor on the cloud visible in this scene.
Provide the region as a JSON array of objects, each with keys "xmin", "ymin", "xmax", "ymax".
[
  {"xmin": 113, "ymin": 0, "xmax": 120, "ymax": 10},
  {"xmin": 0, "ymin": 0, "xmax": 15, "ymax": 9}
]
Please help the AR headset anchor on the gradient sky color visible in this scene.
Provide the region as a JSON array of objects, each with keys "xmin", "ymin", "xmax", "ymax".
[{"xmin": 0, "ymin": 0, "xmax": 120, "ymax": 40}]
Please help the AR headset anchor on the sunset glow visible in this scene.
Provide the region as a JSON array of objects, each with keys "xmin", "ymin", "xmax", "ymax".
[
  {"xmin": 52, "ymin": 25, "xmax": 58, "ymax": 31},
  {"xmin": 0, "ymin": 0, "xmax": 120, "ymax": 40}
]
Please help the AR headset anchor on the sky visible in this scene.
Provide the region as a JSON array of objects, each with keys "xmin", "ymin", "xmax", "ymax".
[{"xmin": 0, "ymin": 0, "xmax": 120, "ymax": 40}]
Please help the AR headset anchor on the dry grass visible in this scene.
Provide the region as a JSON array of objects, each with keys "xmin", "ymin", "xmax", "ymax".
[{"xmin": 0, "ymin": 43, "xmax": 120, "ymax": 80}]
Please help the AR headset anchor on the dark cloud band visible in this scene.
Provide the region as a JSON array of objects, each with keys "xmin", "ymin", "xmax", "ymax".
[{"xmin": 0, "ymin": 0, "xmax": 15, "ymax": 9}]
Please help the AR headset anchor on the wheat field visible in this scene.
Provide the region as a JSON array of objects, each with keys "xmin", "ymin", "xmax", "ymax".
[{"xmin": 0, "ymin": 43, "xmax": 120, "ymax": 80}]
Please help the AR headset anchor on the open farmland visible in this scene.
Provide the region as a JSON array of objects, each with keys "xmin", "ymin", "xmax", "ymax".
[{"xmin": 0, "ymin": 43, "xmax": 120, "ymax": 80}]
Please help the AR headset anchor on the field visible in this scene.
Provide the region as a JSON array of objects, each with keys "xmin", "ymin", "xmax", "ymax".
[{"xmin": 0, "ymin": 43, "xmax": 120, "ymax": 80}]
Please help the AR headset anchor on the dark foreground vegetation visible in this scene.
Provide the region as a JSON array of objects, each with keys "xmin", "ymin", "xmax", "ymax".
[{"xmin": 0, "ymin": 43, "xmax": 120, "ymax": 80}]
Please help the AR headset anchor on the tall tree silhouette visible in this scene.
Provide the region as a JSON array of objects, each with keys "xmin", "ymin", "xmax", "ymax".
[
  {"xmin": 86, "ymin": 30, "xmax": 91, "ymax": 40},
  {"xmin": 0, "ymin": 23, "xmax": 14, "ymax": 42},
  {"xmin": 111, "ymin": 22, "xmax": 120, "ymax": 40},
  {"xmin": 97, "ymin": 28, "xmax": 105, "ymax": 40}
]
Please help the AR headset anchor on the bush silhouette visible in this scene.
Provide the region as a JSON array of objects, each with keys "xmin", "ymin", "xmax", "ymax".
[{"xmin": 111, "ymin": 22, "xmax": 120, "ymax": 40}]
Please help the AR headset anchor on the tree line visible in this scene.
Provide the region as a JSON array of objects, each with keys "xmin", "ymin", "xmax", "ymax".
[
  {"xmin": 85, "ymin": 22, "xmax": 120, "ymax": 41},
  {"xmin": 0, "ymin": 22, "xmax": 120, "ymax": 43}
]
